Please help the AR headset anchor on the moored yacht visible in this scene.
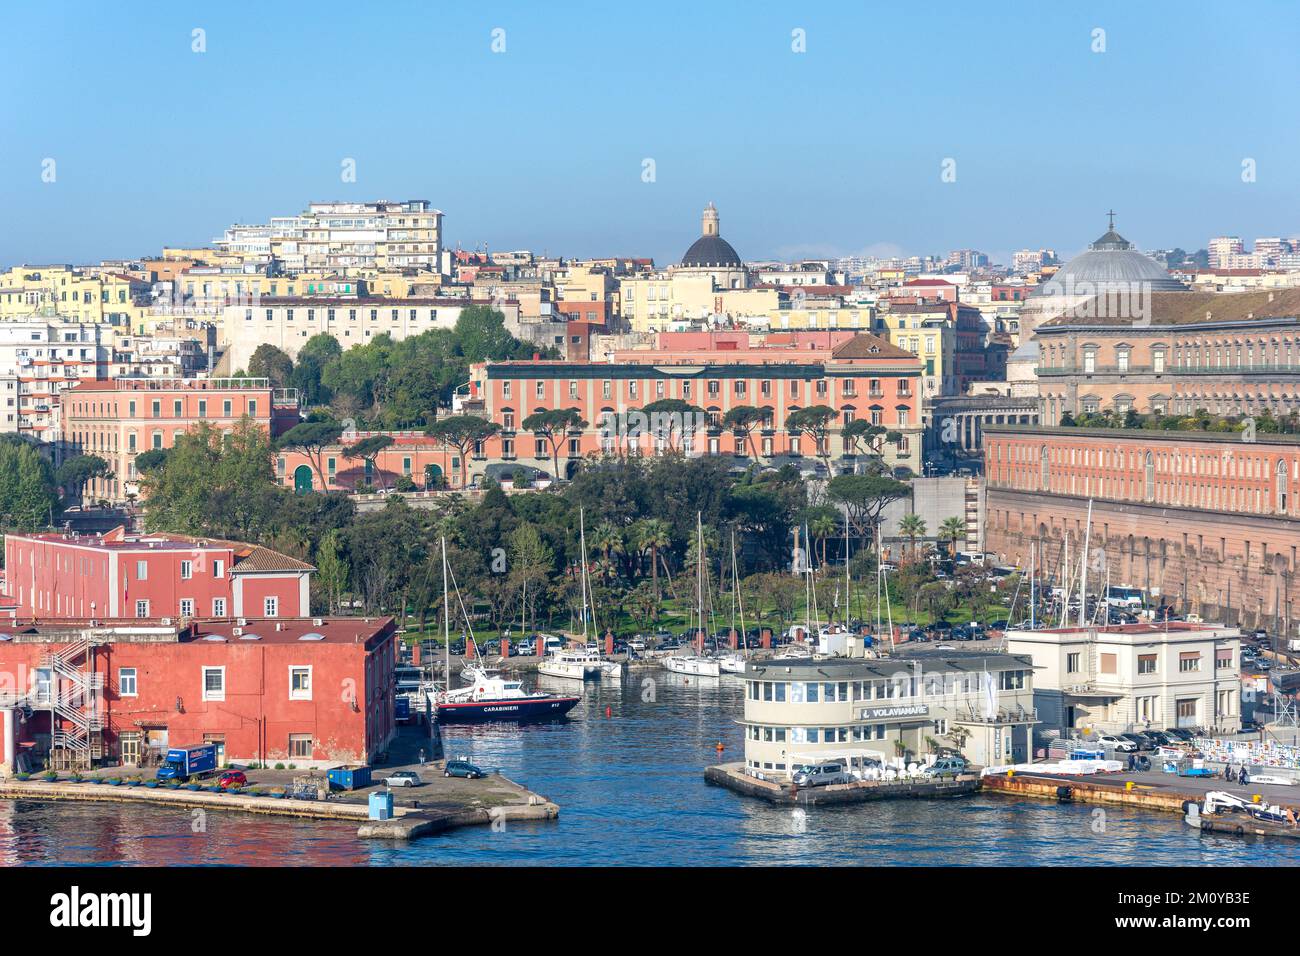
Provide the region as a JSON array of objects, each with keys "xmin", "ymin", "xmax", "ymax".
[
  {"xmin": 537, "ymin": 648, "xmax": 602, "ymax": 681},
  {"xmin": 431, "ymin": 536, "xmax": 581, "ymax": 723},
  {"xmin": 435, "ymin": 670, "xmax": 580, "ymax": 723},
  {"xmin": 663, "ymin": 653, "xmax": 721, "ymax": 677}
]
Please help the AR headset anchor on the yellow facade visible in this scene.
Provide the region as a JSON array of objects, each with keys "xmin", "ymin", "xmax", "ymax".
[{"xmin": 0, "ymin": 265, "xmax": 150, "ymax": 325}]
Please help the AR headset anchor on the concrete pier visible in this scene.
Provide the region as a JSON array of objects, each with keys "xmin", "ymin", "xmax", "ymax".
[{"xmin": 705, "ymin": 762, "xmax": 980, "ymax": 805}]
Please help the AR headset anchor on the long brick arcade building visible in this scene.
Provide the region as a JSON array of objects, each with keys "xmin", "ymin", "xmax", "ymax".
[{"xmin": 984, "ymin": 424, "xmax": 1300, "ymax": 635}]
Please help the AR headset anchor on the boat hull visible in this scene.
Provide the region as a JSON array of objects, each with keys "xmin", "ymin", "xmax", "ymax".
[
  {"xmin": 663, "ymin": 656, "xmax": 721, "ymax": 677},
  {"xmin": 436, "ymin": 695, "xmax": 581, "ymax": 723}
]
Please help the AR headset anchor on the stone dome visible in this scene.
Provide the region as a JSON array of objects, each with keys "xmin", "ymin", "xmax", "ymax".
[
  {"xmin": 680, "ymin": 202, "xmax": 743, "ymax": 267},
  {"xmin": 1032, "ymin": 218, "xmax": 1188, "ymax": 296}
]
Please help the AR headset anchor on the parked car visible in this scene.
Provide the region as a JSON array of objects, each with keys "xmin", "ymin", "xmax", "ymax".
[
  {"xmin": 1141, "ymin": 731, "xmax": 1174, "ymax": 747},
  {"xmin": 1118, "ymin": 733, "xmax": 1151, "ymax": 751},
  {"xmin": 922, "ymin": 756, "xmax": 970, "ymax": 778},
  {"xmin": 792, "ymin": 761, "xmax": 854, "ymax": 788},
  {"xmin": 444, "ymin": 759, "xmax": 484, "ymax": 779},
  {"xmin": 1098, "ymin": 734, "xmax": 1138, "ymax": 753},
  {"xmin": 627, "ymin": 639, "xmax": 647, "ymax": 653},
  {"xmin": 383, "ymin": 771, "xmax": 422, "ymax": 788},
  {"xmin": 1164, "ymin": 727, "xmax": 1197, "ymax": 743},
  {"xmin": 216, "ymin": 770, "xmax": 247, "ymax": 790}
]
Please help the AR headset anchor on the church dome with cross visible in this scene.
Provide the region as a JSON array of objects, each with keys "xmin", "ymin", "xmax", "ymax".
[{"xmin": 1032, "ymin": 212, "xmax": 1189, "ymax": 297}]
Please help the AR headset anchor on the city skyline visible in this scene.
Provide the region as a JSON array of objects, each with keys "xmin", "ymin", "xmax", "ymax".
[{"xmin": 4, "ymin": 1, "xmax": 1300, "ymax": 266}]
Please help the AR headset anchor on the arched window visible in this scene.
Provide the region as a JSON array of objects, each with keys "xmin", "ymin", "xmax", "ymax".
[
  {"xmin": 1144, "ymin": 451, "xmax": 1155, "ymax": 502},
  {"xmin": 1277, "ymin": 458, "xmax": 1289, "ymax": 513},
  {"xmin": 1040, "ymin": 445, "xmax": 1050, "ymax": 490}
]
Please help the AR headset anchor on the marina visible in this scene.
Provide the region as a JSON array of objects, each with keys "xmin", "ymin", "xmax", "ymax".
[{"xmin": 4, "ymin": 673, "xmax": 1299, "ymax": 867}]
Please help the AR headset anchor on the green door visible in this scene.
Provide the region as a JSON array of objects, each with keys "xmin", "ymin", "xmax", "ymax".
[{"xmin": 293, "ymin": 465, "xmax": 314, "ymax": 495}]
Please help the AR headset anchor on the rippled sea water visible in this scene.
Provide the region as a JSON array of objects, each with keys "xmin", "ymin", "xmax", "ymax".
[{"xmin": 3, "ymin": 672, "xmax": 1298, "ymax": 866}]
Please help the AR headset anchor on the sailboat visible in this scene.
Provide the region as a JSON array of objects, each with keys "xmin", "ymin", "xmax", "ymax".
[
  {"xmin": 431, "ymin": 537, "xmax": 582, "ymax": 723},
  {"xmin": 663, "ymin": 513, "xmax": 721, "ymax": 677},
  {"xmin": 717, "ymin": 530, "xmax": 747, "ymax": 674}
]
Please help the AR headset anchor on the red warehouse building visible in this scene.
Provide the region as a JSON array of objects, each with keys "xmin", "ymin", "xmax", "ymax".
[
  {"xmin": 3, "ymin": 527, "xmax": 314, "ymax": 622},
  {"xmin": 0, "ymin": 616, "xmax": 398, "ymax": 770}
]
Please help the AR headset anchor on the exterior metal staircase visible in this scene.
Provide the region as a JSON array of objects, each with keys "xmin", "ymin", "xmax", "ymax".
[{"xmin": 39, "ymin": 639, "xmax": 104, "ymax": 769}]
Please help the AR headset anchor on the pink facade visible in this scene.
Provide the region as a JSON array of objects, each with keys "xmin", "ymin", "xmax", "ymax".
[
  {"xmin": 2, "ymin": 528, "xmax": 313, "ymax": 622},
  {"xmin": 60, "ymin": 377, "xmax": 300, "ymax": 501}
]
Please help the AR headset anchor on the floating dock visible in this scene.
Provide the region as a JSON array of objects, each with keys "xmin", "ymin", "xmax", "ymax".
[{"xmin": 705, "ymin": 762, "xmax": 979, "ymax": 805}]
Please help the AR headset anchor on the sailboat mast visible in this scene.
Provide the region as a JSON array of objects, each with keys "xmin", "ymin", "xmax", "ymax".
[
  {"xmin": 441, "ymin": 535, "xmax": 450, "ymax": 692},
  {"xmin": 579, "ymin": 506, "xmax": 590, "ymax": 642},
  {"xmin": 1077, "ymin": 498, "xmax": 1093, "ymax": 628},
  {"xmin": 843, "ymin": 510, "xmax": 851, "ymax": 628},
  {"xmin": 1029, "ymin": 540, "xmax": 1036, "ymax": 629}
]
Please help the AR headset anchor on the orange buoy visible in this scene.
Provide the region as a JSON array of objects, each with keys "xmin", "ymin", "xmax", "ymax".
[
  {"xmin": 715, "ymin": 741, "xmax": 725, "ymax": 753},
  {"xmin": 605, "ymin": 705, "xmax": 612, "ymax": 718}
]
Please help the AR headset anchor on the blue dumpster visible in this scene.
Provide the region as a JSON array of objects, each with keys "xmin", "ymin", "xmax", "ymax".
[
  {"xmin": 368, "ymin": 790, "xmax": 393, "ymax": 821},
  {"xmin": 327, "ymin": 766, "xmax": 372, "ymax": 790}
]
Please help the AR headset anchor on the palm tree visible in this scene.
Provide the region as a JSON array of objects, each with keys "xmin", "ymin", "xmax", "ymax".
[
  {"xmin": 939, "ymin": 516, "xmax": 967, "ymax": 557},
  {"xmin": 591, "ymin": 521, "xmax": 624, "ymax": 578},
  {"xmin": 635, "ymin": 518, "xmax": 672, "ymax": 602},
  {"xmin": 898, "ymin": 513, "xmax": 927, "ymax": 563},
  {"xmin": 810, "ymin": 513, "xmax": 837, "ymax": 570}
]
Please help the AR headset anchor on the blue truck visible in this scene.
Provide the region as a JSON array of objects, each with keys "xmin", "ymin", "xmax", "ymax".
[{"xmin": 156, "ymin": 744, "xmax": 218, "ymax": 782}]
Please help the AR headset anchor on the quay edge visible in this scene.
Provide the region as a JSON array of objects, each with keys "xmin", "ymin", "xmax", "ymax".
[
  {"xmin": 705, "ymin": 762, "xmax": 980, "ymax": 805},
  {"xmin": 0, "ymin": 776, "xmax": 560, "ymax": 840}
]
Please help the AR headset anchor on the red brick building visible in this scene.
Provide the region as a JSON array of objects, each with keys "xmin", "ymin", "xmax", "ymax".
[
  {"xmin": 2, "ymin": 527, "xmax": 313, "ymax": 622},
  {"xmin": 0, "ymin": 616, "xmax": 397, "ymax": 770},
  {"xmin": 984, "ymin": 424, "xmax": 1300, "ymax": 634}
]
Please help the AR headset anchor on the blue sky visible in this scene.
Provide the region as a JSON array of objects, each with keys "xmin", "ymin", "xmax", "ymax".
[{"xmin": 2, "ymin": 1, "xmax": 1298, "ymax": 267}]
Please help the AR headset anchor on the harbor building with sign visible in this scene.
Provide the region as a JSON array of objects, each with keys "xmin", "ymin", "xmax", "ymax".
[{"xmin": 740, "ymin": 650, "xmax": 1038, "ymax": 777}]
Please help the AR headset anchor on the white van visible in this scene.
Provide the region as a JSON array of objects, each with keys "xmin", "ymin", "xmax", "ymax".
[{"xmin": 1106, "ymin": 585, "xmax": 1145, "ymax": 610}]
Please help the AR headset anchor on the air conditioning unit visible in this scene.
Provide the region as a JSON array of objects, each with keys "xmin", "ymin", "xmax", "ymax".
[
  {"xmin": 161, "ymin": 617, "xmax": 173, "ymax": 625},
  {"xmin": 237, "ymin": 617, "xmax": 247, "ymax": 626},
  {"xmin": 312, "ymin": 617, "xmax": 323, "ymax": 627},
  {"xmin": 232, "ymin": 627, "xmax": 243, "ymax": 637}
]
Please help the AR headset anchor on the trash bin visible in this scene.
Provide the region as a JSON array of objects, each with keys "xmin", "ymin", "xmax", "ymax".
[{"xmin": 368, "ymin": 790, "xmax": 393, "ymax": 821}]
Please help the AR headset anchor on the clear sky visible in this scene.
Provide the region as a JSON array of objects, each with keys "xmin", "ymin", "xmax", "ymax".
[{"xmin": 3, "ymin": 0, "xmax": 1298, "ymax": 267}]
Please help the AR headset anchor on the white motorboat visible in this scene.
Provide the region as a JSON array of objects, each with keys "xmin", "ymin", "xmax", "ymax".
[
  {"xmin": 774, "ymin": 642, "xmax": 814, "ymax": 660},
  {"xmin": 717, "ymin": 653, "xmax": 746, "ymax": 674},
  {"xmin": 663, "ymin": 654, "xmax": 721, "ymax": 677},
  {"xmin": 537, "ymin": 648, "xmax": 602, "ymax": 681},
  {"xmin": 598, "ymin": 658, "xmax": 624, "ymax": 680}
]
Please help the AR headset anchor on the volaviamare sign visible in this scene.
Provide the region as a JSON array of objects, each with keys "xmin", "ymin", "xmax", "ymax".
[{"xmin": 859, "ymin": 704, "xmax": 928, "ymax": 720}]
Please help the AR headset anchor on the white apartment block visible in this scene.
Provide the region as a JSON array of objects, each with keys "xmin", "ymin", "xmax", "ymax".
[
  {"xmin": 1005, "ymin": 622, "xmax": 1242, "ymax": 737},
  {"xmin": 0, "ymin": 319, "xmax": 112, "ymax": 437},
  {"xmin": 222, "ymin": 297, "xmax": 522, "ymax": 370},
  {"xmin": 215, "ymin": 200, "xmax": 443, "ymax": 274}
]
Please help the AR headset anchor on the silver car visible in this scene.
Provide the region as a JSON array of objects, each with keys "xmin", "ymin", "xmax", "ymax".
[{"xmin": 792, "ymin": 762, "xmax": 854, "ymax": 787}]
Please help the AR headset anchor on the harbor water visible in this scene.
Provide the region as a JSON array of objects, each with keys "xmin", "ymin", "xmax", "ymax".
[{"xmin": 2, "ymin": 672, "xmax": 1298, "ymax": 866}]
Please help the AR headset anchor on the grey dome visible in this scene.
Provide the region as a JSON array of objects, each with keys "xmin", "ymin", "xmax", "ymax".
[
  {"xmin": 681, "ymin": 234, "xmax": 742, "ymax": 268},
  {"xmin": 1033, "ymin": 222, "xmax": 1188, "ymax": 296}
]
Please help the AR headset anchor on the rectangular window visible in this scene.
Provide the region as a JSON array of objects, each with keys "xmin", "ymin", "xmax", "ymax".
[
  {"xmin": 203, "ymin": 666, "xmax": 226, "ymax": 701},
  {"xmin": 289, "ymin": 666, "xmax": 312, "ymax": 701},
  {"xmin": 213, "ymin": 559, "xmax": 224, "ymax": 578},
  {"xmin": 212, "ymin": 597, "xmax": 227, "ymax": 617},
  {"xmin": 136, "ymin": 560, "xmax": 148, "ymax": 580},
  {"xmin": 119, "ymin": 667, "xmax": 138, "ymax": 697},
  {"xmin": 264, "ymin": 596, "xmax": 279, "ymax": 617},
  {"xmin": 135, "ymin": 599, "xmax": 150, "ymax": 618},
  {"xmin": 288, "ymin": 734, "xmax": 313, "ymax": 759},
  {"xmin": 1138, "ymin": 654, "xmax": 1157, "ymax": 675},
  {"xmin": 179, "ymin": 598, "xmax": 194, "ymax": 617},
  {"xmin": 180, "ymin": 560, "xmax": 193, "ymax": 580}
]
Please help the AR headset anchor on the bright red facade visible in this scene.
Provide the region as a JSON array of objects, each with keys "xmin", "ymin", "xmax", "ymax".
[
  {"xmin": 0, "ymin": 616, "xmax": 397, "ymax": 768},
  {"xmin": 2, "ymin": 528, "xmax": 313, "ymax": 621}
]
